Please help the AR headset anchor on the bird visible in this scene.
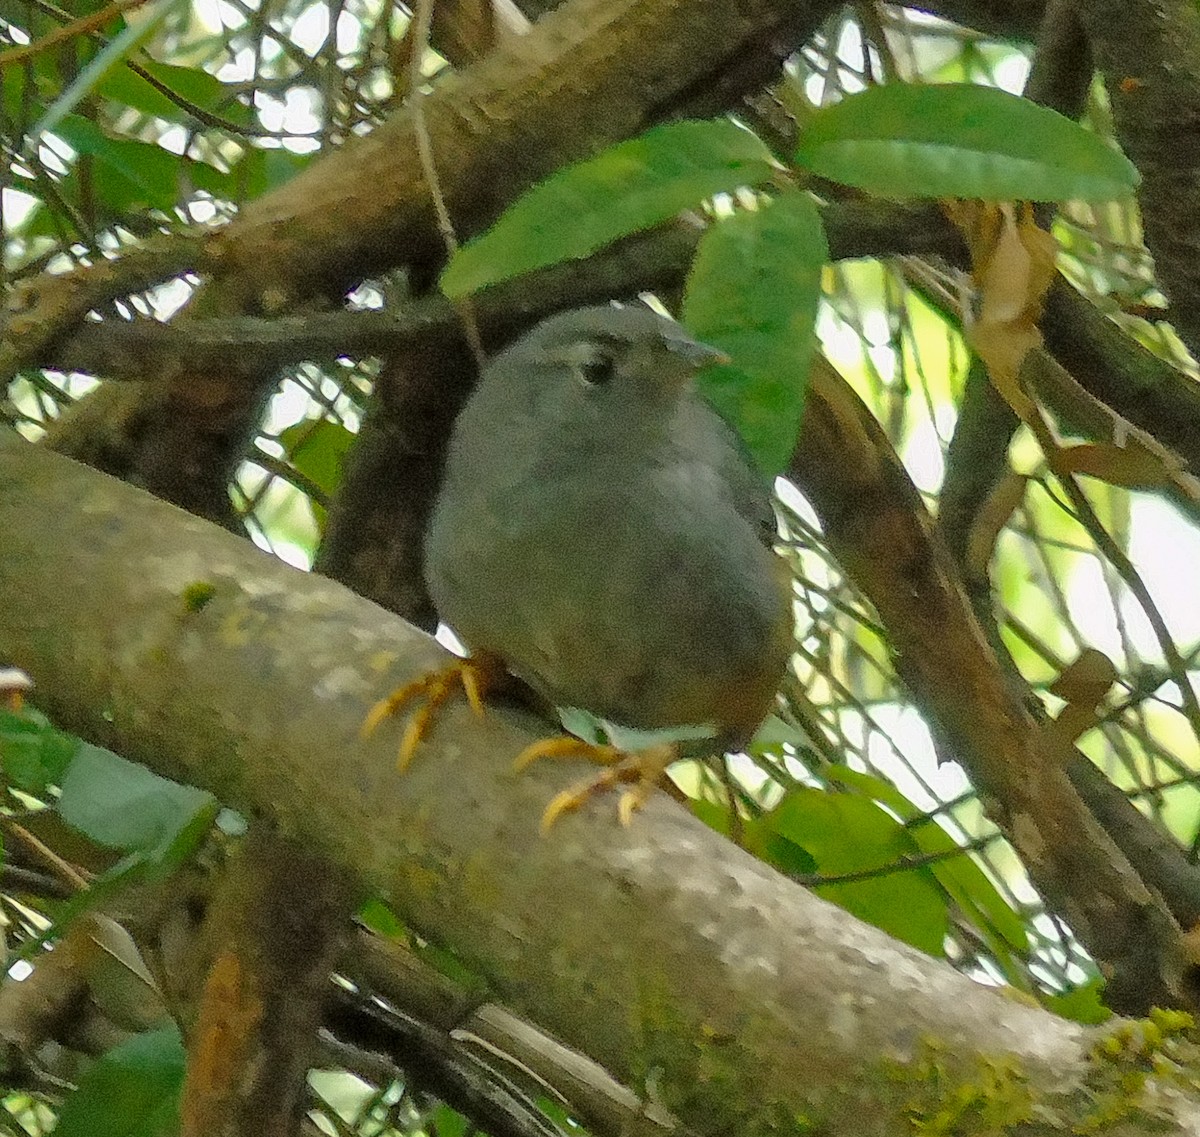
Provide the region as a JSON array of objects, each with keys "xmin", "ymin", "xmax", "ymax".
[{"xmin": 364, "ymin": 304, "xmax": 794, "ymax": 829}]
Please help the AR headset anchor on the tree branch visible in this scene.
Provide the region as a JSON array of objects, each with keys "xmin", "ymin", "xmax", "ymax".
[
  {"xmin": 0, "ymin": 428, "xmax": 1158, "ymax": 1137},
  {"xmin": 1076, "ymin": 0, "xmax": 1200, "ymax": 362},
  {"xmin": 790, "ymin": 360, "xmax": 1187, "ymax": 1015}
]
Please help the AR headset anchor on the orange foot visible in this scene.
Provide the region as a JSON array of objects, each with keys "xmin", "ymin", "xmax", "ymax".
[
  {"xmin": 513, "ymin": 739, "xmax": 678, "ymax": 833},
  {"xmin": 362, "ymin": 655, "xmax": 502, "ymax": 770}
]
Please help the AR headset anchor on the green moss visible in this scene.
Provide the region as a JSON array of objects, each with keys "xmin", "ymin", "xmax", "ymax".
[
  {"xmin": 881, "ymin": 1010, "xmax": 1200, "ymax": 1137},
  {"xmin": 633, "ymin": 997, "xmax": 1199, "ymax": 1136},
  {"xmin": 1077, "ymin": 1007, "xmax": 1198, "ymax": 1133},
  {"xmin": 888, "ymin": 1040, "xmax": 1035, "ymax": 1137},
  {"xmin": 181, "ymin": 580, "xmax": 217, "ymax": 613},
  {"xmin": 629, "ymin": 973, "xmax": 814, "ymax": 1136}
]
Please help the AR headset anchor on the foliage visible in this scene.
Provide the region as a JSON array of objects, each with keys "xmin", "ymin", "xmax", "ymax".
[
  {"xmin": 53, "ymin": 1025, "xmax": 185, "ymax": 1137},
  {"xmin": 442, "ymin": 89, "xmax": 1132, "ymax": 472}
]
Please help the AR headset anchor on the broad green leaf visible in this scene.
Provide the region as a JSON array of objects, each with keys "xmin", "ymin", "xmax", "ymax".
[
  {"xmin": 236, "ymin": 147, "xmax": 315, "ymax": 197},
  {"xmin": 441, "ymin": 119, "xmax": 777, "ymax": 297},
  {"xmin": 0, "ymin": 707, "xmax": 79, "ymax": 793},
  {"xmin": 58, "ymin": 743, "xmax": 218, "ymax": 864},
  {"xmin": 1, "ymin": 58, "xmax": 29, "ymax": 124},
  {"xmin": 427, "ymin": 1104, "xmax": 472, "ymax": 1137},
  {"xmin": 54, "ymin": 1024, "xmax": 185, "ymax": 1137},
  {"xmin": 744, "ymin": 817, "xmax": 817, "ymax": 877},
  {"xmin": 826, "ymin": 765, "xmax": 1029, "ymax": 956},
  {"xmin": 281, "ymin": 418, "xmax": 355, "ymax": 500},
  {"xmin": 52, "ymin": 116, "xmax": 183, "ymax": 211},
  {"xmin": 690, "ymin": 797, "xmax": 736, "ymax": 839},
  {"xmin": 1043, "ymin": 977, "xmax": 1111, "ymax": 1025},
  {"xmin": 281, "ymin": 418, "xmax": 356, "ymax": 530},
  {"xmin": 556, "ymin": 706, "xmax": 607, "ymax": 744},
  {"xmin": 766, "ymin": 787, "xmax": 950, "ymax": 955},
  {"xmin": 412, "ymin": 941, "xmax": 488, "ymax": 1000},
  {"xmin": 683, "ymin": 190, "xmax": 826, "ymax": 475},
  {"xmin": 749, "ymin": 713, "xmax": 810, "ymax": 750},
  {"xmin": 795, "ymin": 83, "xmax": 1139, "ymax": 202},
  {"xmin": 94, "ymin": 61, "xmax": 252, "ymax": 126},
  {"xmin": 183, "ymin": 146, "xmax": 307, "ymax": 204},
  {"xmin": 6, "ymin": 200, "xmax": 55, "ymax": 242},
  {"xmin": 357, "ymin": 897, "xmax": 408, "ymax": 939},
  {"xmin": 30, "ymin": 0, "xmax": 188, "ymax": 140}
]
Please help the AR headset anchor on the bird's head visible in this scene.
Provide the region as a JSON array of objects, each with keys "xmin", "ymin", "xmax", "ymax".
[{"xmin": 497, "ymin": 305, "xmax": 728, "ymax": 407}]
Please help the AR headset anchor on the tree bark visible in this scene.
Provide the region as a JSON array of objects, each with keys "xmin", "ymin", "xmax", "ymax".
[{"xmin": 4, "ymin": 430, "xmax": 1200, "ymax": 1137}]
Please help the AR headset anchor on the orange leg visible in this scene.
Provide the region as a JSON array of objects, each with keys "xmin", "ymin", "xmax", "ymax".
[
  {"xmin": 362, "ymin": 655, "xmax": 499, "ymax": 770},
  {"xmin": 515, "ymin": 741, "xmax": 678, "ymax": 833}
]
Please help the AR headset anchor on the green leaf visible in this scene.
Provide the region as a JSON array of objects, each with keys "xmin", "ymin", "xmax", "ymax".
[
  {"xmin": 237, "ymin": 148, "xmax": 315, "ymax": 197},
  {"xmin": 826, "ymin": 765, "xmax": 1029, "ymax": 956},
  {"xmin": 357, "ymin": 897, "xmax": 407, "ymax": 939},
  {"xmin": 280, "ymin": 418, "xmax": 355, "ymax": 500},
  {"xmin": 441, "ymin": 119, "xmax": 777, "ymax": 297},
  {"xmin": 766, "ymin": 787, "xmax": 950, "ymax": 955},
  {"xmin": 1043, "ymin": 977, "xmax": 1111, "ymax": 1025},
  {"xmin": 690, "ymin": 797, "xmax": 735, "ymax": 839},
  {"xmin": 744, "ymin": 817, "xmax": 817, "ymax": 877},
  {"xmin": 58, "ymin": 743, "xmax": 218, "ymax": 864},
  {"xmin": 748, "ymin": 713, "xmax": 809, "ymax": 750},
  {"xmin": 94, "ymin": 61, "xmax": 252, "ymax": 126},
  {"xmin": 30, "ymin": 0, "xmax": 189, "ymax": 141},
  {"xmin": 280, "ymin": 418, "xmax": 356, "ymax": 530},
  {"xmin": 54, "ymin": 1024, "xmax": 185, "ymax": 1137},
  {"xmin": 411, "ymin": 941, "xmax": 488, "ymax": 1001},
  {"xmin": 556, "ymin": 705, "xmax": 607, "ymax": 744},
  {"xmin": 52, "ymin": 116, "xmax": 183, "ymax": 211},
  {"xmin": 683, "ymin": 190, "xmax": 826, "ymax": 475},
  {"xmin": 426, "ymin": 1104, "xmax": 472, "ymax": 1137},
  {"xmin": 794, "ymin": 83, "xmax": 1139, "ymax": 202},
  {"xmin": 1, "ymin": 58, "xmax": 30, "ymax": 125},
  {"xmin": 0, "ymin": 707, "xmax": 79, "ymax": 793}
]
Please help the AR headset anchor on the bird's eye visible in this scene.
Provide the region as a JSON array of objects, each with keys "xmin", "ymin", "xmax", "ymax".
[{"xmin": 578, "ymin": 352, "xmax": 615, "ymax": 387}]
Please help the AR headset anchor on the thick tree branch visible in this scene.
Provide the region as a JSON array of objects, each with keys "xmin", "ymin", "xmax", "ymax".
[
  {"xmin": 903, "ymin": 1, "xmax": 1046, "ymax": 39},
  {"xmin": 1076, "ymin": 0, "xmax": 1200, "ymax": 362},
  {"xmin": 178, "ymin": 833, "xmax": 352, "ymax": 1137},
  {"xmin": 2, "ymin": 429, "xmax": 1181, "ymax": 1137},
  {"xmin": 26, "ymin": 201, "xmax": 954, "ymax": 385},
  {"xmin": 32, "ymin": 0, "xmax": 837, "ymax": 528},
  {"xmin": 791, "ymin": 360, "xmax": 1187, "ymax": 1016}
]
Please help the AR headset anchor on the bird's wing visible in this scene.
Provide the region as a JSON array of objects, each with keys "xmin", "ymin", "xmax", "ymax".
[{"xmin": 680, "ymin": 397, "xmax": 778, "ymax": 548}]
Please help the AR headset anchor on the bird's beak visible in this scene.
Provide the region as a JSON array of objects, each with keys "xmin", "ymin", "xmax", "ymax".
[{"xmin": 666, "ymin": 336, "xmax": 731, "ymax": 370}]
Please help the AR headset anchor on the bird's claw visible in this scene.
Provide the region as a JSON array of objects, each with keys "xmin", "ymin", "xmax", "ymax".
[
  {"xmin": 362, "ymin": 658, "xmax": 492, "ymax": 770},
  {"xmin": 512, "ymin": 737, "xmax": 620, "ymax": 772},
  {"xmin": 524, "ymin": 743, "xmax": 676, "ymax": 833}
]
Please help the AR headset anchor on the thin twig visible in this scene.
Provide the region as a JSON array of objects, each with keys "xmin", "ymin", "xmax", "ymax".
[
  {"xmin": 0, "ymin": 0, "xmax": 158, "ymax": 65},
  {"xmin": 407, "ymin": 0, "xmax": 485, "ymax": 366},
  {"xmin": 2, "ymin": 820, "xmax": 89, "ymax": 891}
]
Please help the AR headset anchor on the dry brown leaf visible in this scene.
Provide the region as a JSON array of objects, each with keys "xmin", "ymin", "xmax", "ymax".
[
  {"xmin": 1048, "ymin": 647, "xmax": 1118, "ymax": 708},
  {"xmin": 1052, "ymin": 439, "xmax": 1185, "ymax": 492},
  {"xmin": 1041, "ymin": 648, "xmax": 1117, "ymax": 759},
  {"xmin": 964, "ymin": 469, "xmax": 1028, "ymax": 581},
  {"xmin": 1041, "ymin": 703, "xmax": 1104, "ymax": 757},
  {"xmin": 951, "ymin": 203, "xmax": 1058, "ymax": 421}
]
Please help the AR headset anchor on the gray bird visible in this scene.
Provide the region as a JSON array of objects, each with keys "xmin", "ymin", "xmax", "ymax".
[{"xmin": 409, "ymin": 304, "xmax": 794, "ymax": 825}]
